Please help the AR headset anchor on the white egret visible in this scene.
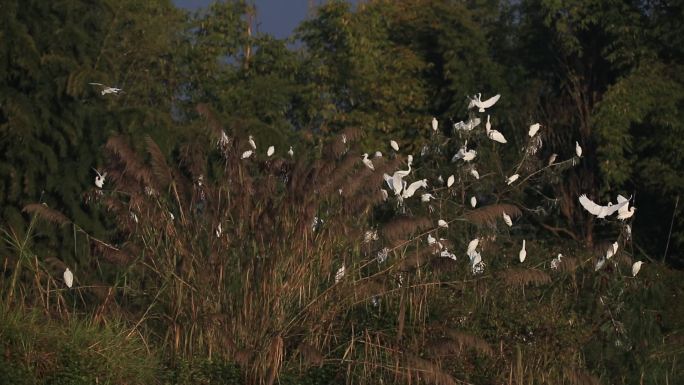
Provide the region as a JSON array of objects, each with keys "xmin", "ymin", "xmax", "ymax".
[
  {"xmin": 470, "ymin": 196, "xmax": 477, "ymax": 208},
  {"xmin": 130, "ymin": 212, "xmax": 138, "ymax": 223},
  {"xmin": 467, "ymin": 238, "xmax": 479, "ymax": 256},
  {"xmin": 381, "ymin": 189, "xmax": 389, "ymax": 201},
  {"xmin": 506, "ymin": 174, "xmax": 520, "ymax": 185},
  {"xmin": 89, "ymin": 82, "xmax": 123, "ymax": 95},
  {"xmin": 431, "ymin": 117, "xmax": 438, "ymax": 131},
  {"xmin": 612, "ymin": 241, "xmax": 619, "ymax": 256},
  {"xmin": 453, "ymin": 117, "xmax": 482, "ymax": 131},
  {"xmin": 440, "ymin": 249, "xmax": 457, "ymax": 261},
  {"xmin": 402, "ymin": 179, "xmax": 428, "ymax": 199},
  {"xmin": 548, "ymin": 153, "xmax": 557, "ymax": 165},
  {"xmin": 374, "ymin": 151, "xmax": 383, "ymax": 158},
  {"xmin": 575, "ymin": 141, "xmax": 582, "ymax": 157},
  {"xmin": 438, "ymin": 219, "xmax": 449, "ymax": 228},
  {"xmin": 632, "ymin": 261, "xmax": 644, "ymax": 277},
  {"xmin": 519, "ymin": 240, "xmax": 527, "ymax": 262},
  {"xmin": 616, "ymin": 195, "xmax": 635, "ymax": 220},
  {"xmin": 427, "ymin": 233, "xmax": 436, "ymax": 245},
  {"xmin": 335, "ymin": 265, "xmax": 345, "ymax": 283},
  {"xmin": 578, "ymin": 194, "xmax": 629, "ymax": 218},
  {"xmin": 470, "ymin": 168, "xmax": 480, "ymax": 179},
  {"xmin": 361, "ymin": 153, "xmax": 375, "ymax": 170},
  {"xmin": 391, "ymin": 157, "xmax": 413, "ymax": 195},
  {"xmin": 551, "ymin": 254, "xmax": 563, "ymax": 270},
  {"xmin": 216, "ymin": 223, "xmax": 222, "ymax": 238},
  {"xmin": 267, "ymin": 146, "xmax": 275, "ymax": 157},
  {"xmin": 437, "ymin": 175, "xmax": 444, "ymax": 184},
  {"xmin": 342, "ymin": 134, "xmax": 347, "ymax": 144},
  {"xmin": 248, "ymin": 135, "xmax": 257, "ymax": 150},
  {"xmin": 528, "ymin": 123, "xmax": 541, "ymax": 137},
  {"xmin": 364, "ymin": 230, "xmax": 379, "ymax": 243},
  {"xmin": 447, "ymin": 175, "xmax": 455, "ymax": 188},
  {"xmin": 390, "ymin": 140, "xmax": 399, "ymax": 152},
  {"xmin": 625, "ymin": 224, "xmax": 632, "ymax": 239},
  {"xmin": 288, "ymin": 146, "xmax": 294, "ymax": 157},
  {"xmin": 93, "ymin": 168, "xmax": 106, "ymax": 189},
  {"xmin": 63, "ymin": 267, "xmax": 73, "ymax": 288},
  {"xmin": 502, "ymin": 212, "xmax": 513, "ymax": 227},
  {"xmin": 485, "ymin": 115, "xmax": 507, "ymax": 143},
  {"xmin": 421, "ymin": 193, "xmax": 434, "ymax": 202},
  {"xmin": 469, "ymin": 93, "xmax": 501, "ymax": 112},
  {"xmin": 241, "ymin": 150, "xmax": 253, "ymax": 159}
]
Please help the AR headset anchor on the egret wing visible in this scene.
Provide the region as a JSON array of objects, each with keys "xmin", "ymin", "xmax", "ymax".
[
  {"xmin": 579, "ymin": 194, "xmax": 602, "ymax": 216},
  {"xmin": 478, "ymin": 94, "xmax": 501, "ymax": 108}
]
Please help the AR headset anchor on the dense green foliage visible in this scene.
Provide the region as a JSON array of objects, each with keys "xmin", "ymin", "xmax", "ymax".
[{"xmin": 1, "ymin": 0, "xmax": 683, "ymax": 384}]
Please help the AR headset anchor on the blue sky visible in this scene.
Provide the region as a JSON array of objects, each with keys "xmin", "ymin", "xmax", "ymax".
[{"xmin": 173, "ymin": 0, "xmax": 339, "ymax": 39}]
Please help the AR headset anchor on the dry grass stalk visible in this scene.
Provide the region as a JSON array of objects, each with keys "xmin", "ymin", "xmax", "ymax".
[
  {"xmin": 22, "ymin": 204, "xmax": 71, "ymax": 226},
  {"xmin": 498, "ymin": 268, "xmax": 551, "ymax": 287}
]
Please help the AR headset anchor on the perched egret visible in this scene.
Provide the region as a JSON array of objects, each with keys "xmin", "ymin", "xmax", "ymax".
[
  {"xmin": 361, "ymin": 153, "xmax": 375, "ymax": 170},
  {"xmin": 93, "ymin": 168, "xmax": 106, "ymax": 189},
  {"xmin": 519, "ymin": 240, "xmax": 527, "ymax": 262},
  {"xmin": 342, "ymin": 134, "xmax": 347, "ymax": 144},
  {"xmin": 421, "ymin": 193, "xmax": 434, "ymax": 202},
  {"xmin": 548, "ymin": 153, "xmax": 557, "ymax": 165},
  {"xmin": 427, "ymin": 233, "xmax": 436, "ymax": 245},
  {"xmin": 431, "ymin": 117, "xmax": 438, "ymax": 131},
  {"xmin": 575, "ymin": 141, "xmax": 582, "ymax": 157},
  {"xmin": 216, "ymin": 223, "xmax": 222, "ymax": 238},
  {"xmin": 437, "ymin": 175, "xmax": 444, "ymax": 185},
  {"xmin": 528, "ymin": 123, "xmax": 541, "ymax": 137},
  {"xmin": 467, "ymin": 238, "xmax": 479, "ymax": 256},
  {"xmin": 451, "ymin": 142, "xmax": 477, "ymax": 162},
  {"xmin": 335, "ymin": 265, "xmax": 345, "ymax": 283},
  {"xmin": 612, "ymin": 241, "xmax": 619, "ymax": 256},
  {"xmin": 447, "ymin": 175, "xmax": 455, "ymax": 188},
  {"xmin": 89, "ymin": 82, "xmax": 123, "ymax": 95},
  {"xmin": 374, "ymin": 151, "xmax": 383, "ymax": 158},
  {"xmin": 63, "ymin": 267, "xmax": 73, "ymax": 288},
  {"xmin": 390, "ymin": 140, "xmax": 399, "ymax": 152},
  {"xmin": 402, "ymin": 179, "xmax": 428, "ymax": 199},
  {"xmin": 632, "ymin": 261, "xmax": 644, "ymax": 277},
  {"xmin": 241, "ymin": 150, "xmax": 253, "ymax": 159},
  {"xmin": 438, "ymin": 219, "xmax": 449, "ymax": 228},
  {"xmin": 381, "ymin": 189, "xmax": 389, "ymax": 201},
  {"xmin": 364, "ymin": 230, "xmax": 379, "ymax": 243},
  {"xmin": 470, "ymin": 168, "xmax": 480, "ymax": 179},
  {"xmin": 470, "ymin": 196, "xmax": 477, "ymax": 208},
  {"xmin": 485, "ymin": 115, "xmax": 507, "ymax": 143},
  {"xmin": 506, "ymin": 174, "xmax": 520, "ymax": 185},
  {"xmin": 288, "ymin": 146, "xmax": 294, "ymax": 157},
  {"xmin": 578, "ymin": 195, "xmax": 629, "ymax": 218},
  {"xmin": 267, "ymin": 146, "xmax": 275, "ymax": 157},
  {"xmin": 551, "ymin": 254, "xmax": 563, "ymax": 270},
  {"xmin": 440, "ymin": 249, "xmax": 457, "ymax": 261},
  {"xmin": 468, "ymin": 93, "xmax": 501, "ymax": 112},
  {"xmin": 248, "ymin": 135, "xmax": 257, "ymax": 150},
  {"xmin": 502, "ymin": 212, "xmax": 513, "ymax": 227},
  {"xmin": 616, "ymin": 195, "xmax": 636, "ymax": 220}
]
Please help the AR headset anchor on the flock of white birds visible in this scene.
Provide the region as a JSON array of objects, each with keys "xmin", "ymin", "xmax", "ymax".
[{"xmin": 62, "ymin": 89, "xmax": 643, "ymax": 289}]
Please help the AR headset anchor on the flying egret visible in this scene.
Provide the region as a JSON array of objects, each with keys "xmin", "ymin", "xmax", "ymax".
[
  {"xmin": 447, "ymin": 175, "xmax": 455, "ymax": 188},
  {"xmin": 89, "ymin": 82, "xmax": 123, "ymax": 95},
  {"xmin": 502, "ymin": 212, "xmax": 513, "ymax": 227},
  {"xmin": 578, "ymin": 195, "xmax": 629, "ymax": 218},
  {"xmin": 575, "ymin": 141, "xmax": 582, "ymax": 157},
  {"xmin": 469, "ymin": 93, "xmax": 501, "ymax": 112},
  {"xmin": 390, "ymin": 140, "xmax": 399, "ymax": 152},
  {"xmin": 548, "ymin": 153, "xmax": 557, "ymax": 165},
  {"xmin": 519, "ymin": 240, "xmax": 527, "ymax": 262},
  {"xmin": 453, "ymin": 117, "xmax": 482, "ymax": 131},
  {"xmin": 248, "ymin": 135, "xmax": 257, "ymax": 150},
  {"xmin": 288, "ymin": 146, "xmax": 294, "ymax": 157},
  {"xmin": 470, "ymin": 168, "xmax": 480, "ymax": 179},
  {"xmin": 361, "ymin": 153, "xmax": 375, "ymax": 170},
  {"xmin": 431, "ymin": 117, "xmax": 438, "ymax": 131},
  {"xmin": 402, "ymin": 179, "xmax": 428, "ymax": 199},
  {"xmin": 632, "ymin": 261, "xmax": 644, "ymax": 277},
  {"xmin": 63, "ymin": 267, "xmax": 73, "ymax": 288},
  {"xmin": 550, "ymin": 254, "xmax": 563, "ymax": 270},
  {"xmin": 506, "ymin": 174, "xmax": 520, "ymax": 185},
  {"xmin": 93, "ymin": 168, "xmax": 106, "ymax": 189},
  {"xmin": 528, "ymin": 123, "xmax": 541, "ymax": 137},
  {"xmin": 241, "ymin": 150, "xmax": 253, "ymax": 159},
  {"xmin": 267, "ymin": 146, "xmax": 275, "ymax": 157},
  {"xmin": 616, "ymin": 195, "xmax": 635, "ymax": 220},
  {"xmin": 335, "ymin": 265, "xmax": 345, "ymax": 283},
  {"xmin": 485, "ymin": 115, "xmax": 507, "ymax": 143},
  {"xmin": 470, "ymin": 196, "xmax": 477, "ymax": 207},
  {"xmin": 438, "ymin": 219, "xmax": 449, "ymax": 228}
]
